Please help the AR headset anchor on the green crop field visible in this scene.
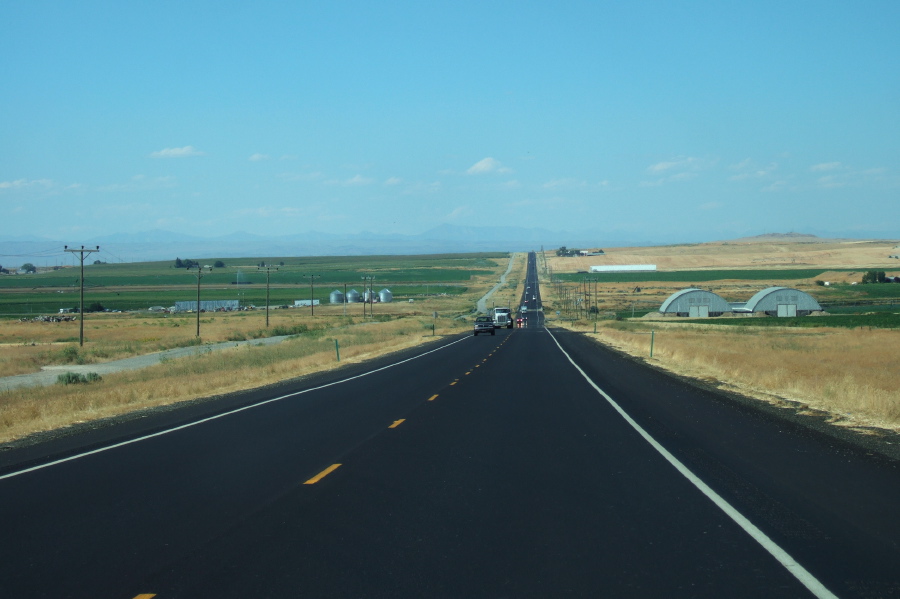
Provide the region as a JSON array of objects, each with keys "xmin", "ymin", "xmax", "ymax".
[
  {"xmin": 665, "ymin": 312, "xmax": 900, "ymax": 329},
  {"xmin": 0, "ymin": 253, "xmax": 506, "ymax": 317}
]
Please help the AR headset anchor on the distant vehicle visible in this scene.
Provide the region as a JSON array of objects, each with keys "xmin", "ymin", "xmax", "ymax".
[
  {"xmin": 516, "ymin": 315, "xmax": 524, "ymax": 327},
  {"xmin": 474, "ymin": 316, "xmax": 495, "ymax": 336},
  {"xmin": 492, "ymin": 307, "xmax": 513, "ymax": 329}
]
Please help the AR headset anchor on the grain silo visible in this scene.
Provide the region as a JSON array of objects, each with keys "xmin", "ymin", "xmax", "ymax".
[
  {"xmin": 738, "ymin": 287, "xmax": 822, "ymax": 317},
  {"xmin": 659, "ymin": 288, "xmax": 731, "ymax": 317},
  {"xmin": 329, "ymin": 289, "xmax": 345, "ymax": 304},
  {"xmin": 378, "ymin": 288, "xmax": 393, "ymax": 303},
  {"xmin": 346, "ymin": 288, "xmax": 361, "ymax": 303}
]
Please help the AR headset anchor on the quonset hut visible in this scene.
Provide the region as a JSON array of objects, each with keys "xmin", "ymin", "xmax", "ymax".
[
  {"xmin": 659, "ymin": 288, "xmax": 731, "ymax": 317},
  {"xmin": 735, "ymin": 287, "xmax": 822, "ymax": 317}
]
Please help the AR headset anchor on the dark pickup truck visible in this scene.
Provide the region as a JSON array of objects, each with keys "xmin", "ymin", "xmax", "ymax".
[{"xmin": 473, "ymin": 316, "xmax": 495, "ymax": 336}]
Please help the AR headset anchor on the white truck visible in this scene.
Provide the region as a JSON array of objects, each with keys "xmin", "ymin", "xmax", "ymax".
[{"xmin": 492, "ymin": 307, "xmax": 513, "ymax": 329}]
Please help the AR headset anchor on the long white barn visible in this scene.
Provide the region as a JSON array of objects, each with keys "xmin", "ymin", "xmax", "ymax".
[{"xmin": 590, "ymin": 264, "xmax": 657, "ymax": 273}]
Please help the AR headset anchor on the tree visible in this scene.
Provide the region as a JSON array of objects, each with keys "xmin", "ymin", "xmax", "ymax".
[
  {"xmin": 86, "ymin": 302, "xmax": 106, "ymax": 312},
  {"xmin": 175, "ymin": 257, "xmax": 184, "ymax": 268},
  {"xmin": 21, "ymin": 263, "xmax": 37, "ymax": 273},
  {"xmin": 861, "ymin": 270, "xmax": 888, "ymax": 284},
  {"xmin": 214, "ymin": 260, "xmax": 226, "ymax": 268}
]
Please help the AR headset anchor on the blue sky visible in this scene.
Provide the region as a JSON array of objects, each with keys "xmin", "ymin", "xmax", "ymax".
[{"xmin": 2, "ymin": 1, "xmax": 898, "ymax": 243}]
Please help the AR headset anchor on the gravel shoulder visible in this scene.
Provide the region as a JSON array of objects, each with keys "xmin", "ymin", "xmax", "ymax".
[{"xmin": 0, "ymin": 335, "xmax": 293, "ymax": 392}]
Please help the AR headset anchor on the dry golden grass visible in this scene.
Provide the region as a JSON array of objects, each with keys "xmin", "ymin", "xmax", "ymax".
[
  {"xmin": 558, "ymin": 318, "xmax": 900, "ymax": 433},
  {"xmin": 0, "ymin": 254, "xmax": 528, "ymax": 444},
  {"xmin": 546, "ymin": 238, "xmax": 900, "ymax": 273},
  {"xmin": 0, "ymin": 315, "xmax": 472, "ymax": 443}
]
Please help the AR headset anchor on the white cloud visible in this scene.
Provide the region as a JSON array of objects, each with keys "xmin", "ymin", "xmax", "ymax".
[
  {"xmin": 762, "ymin": 180, "xmax": 790, "ymax": 192},
  {"xmin": 467, "ymin": 157, "xmax": 512, "ymax": 175},
  {"xmin": 150, "ymin": 145, "xmax": 204, "ymax": 158},
  {"xmin": 729, "ymin": 159, "xmax": 778, "ymax": 181},
  {"xmin": 249, "ymin": 153, "xmax": 270, "ymax": 162},
  {"xmin": 384, "ymin": 177, "xmax": 403, "ymax": 186},
  {"xmin": 810, "ymin": 161, "xmax": 841, "ymax": 172},
  {"xmin": 347, "ymin": 174, "xmax": 374, "ymax": 186},
  {"xmin": 444, "ymin": 205, "xmax": 474, "ymax": 221},
  {"xmin": 0, "ymin": 178, "xmax": 53, "ymax": 190},
  {"xmin": 642, "ymin": 156, "xmax": 714, "ymax": 186}
]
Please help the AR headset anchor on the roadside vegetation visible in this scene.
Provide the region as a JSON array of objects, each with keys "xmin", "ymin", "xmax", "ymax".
[
  {"xmin": 555, "ymin": 317, "xmax": 900, "ymax": 434},
  {"xmin": 0, "ymin": 252, "xmax": 526, "ymax": 444},
  {"xmin": 540, "ymin": 240, "xmax": 900, "ymax": 434}
]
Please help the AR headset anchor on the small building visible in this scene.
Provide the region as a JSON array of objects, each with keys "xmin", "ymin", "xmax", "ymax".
[
  {"xmin": 734, "ymin": 287, "xmax": 822, "ymax": 317},
  {"xmin": 590, "ymin": 264, "xmax": 657, "ymax": 273},
  {"xmin": 174, "ymin": 300, "xmax": 239, "ymax": 312},
  {"xmin": 294, "ymin": 299, "xmax": 321, "ymax": 307},
  {"xmin": 659, "ymin": 288, "xmax": 731, "ymax": 317}
]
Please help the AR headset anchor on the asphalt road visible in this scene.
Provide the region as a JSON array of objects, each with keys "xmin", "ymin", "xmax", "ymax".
[{"xmin": 1, "ymin": 253, "xmax": 898, "ymax": 598}]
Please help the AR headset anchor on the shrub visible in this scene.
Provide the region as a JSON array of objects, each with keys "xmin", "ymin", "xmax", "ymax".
[
  {"xmin": 56, "ymin": 372, "xmax": 102, "ymax": 385},
  {"xmin": 61, "ymin": 346, "xmax": 83, "ymax": 364}
]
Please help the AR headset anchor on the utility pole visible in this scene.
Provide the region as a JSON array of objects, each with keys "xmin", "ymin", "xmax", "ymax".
[
  {"xmin": 189, "ymin": 263, "xmax": 213, "ymax": 337},
  {"xmin": 303, "ymin": 274, "xmax": 321, "ymax": 316},
  {"xmin": 64, "ymin": 245, "xmax": 99, "ymax": 346},
  {"xmin": 258, "ymin": 264, "xmax": 278, "ymax": 327},
  {"xmin": 361, "ymin": 275, "xmax": 374, "ymax": 317}
]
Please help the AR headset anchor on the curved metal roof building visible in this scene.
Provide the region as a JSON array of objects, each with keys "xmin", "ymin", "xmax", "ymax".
[
  {"xmin": 659, "ymin": 288, "xmax": 731, "ymax": 317},
  {"xmin": 738, "ymin": 286, "xmax": 822, "ymax": 316}
]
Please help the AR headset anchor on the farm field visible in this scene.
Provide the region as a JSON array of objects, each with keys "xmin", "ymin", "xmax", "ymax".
[
  {"xmin": 542, "ymin": 237, "xmax": 900, "ymax": 317},
  {"xmin": 543, "ymin": 236, "xmax": 900, "ymax": 435},
  {"xmin": 0, "ymin": 252, "xmax": 527, "ymax": 444},
  {"xmin": 0, "ymin": 253, "xmax": 504, "ymax": 316}
]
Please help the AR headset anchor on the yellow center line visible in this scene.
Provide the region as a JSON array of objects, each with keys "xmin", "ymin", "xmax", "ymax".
[
  {"xmin": 428, "ymin": 394, "xmax": 438, "ymax": 401},
  {"xmin": 133, "ymin": 595, "xmax": 156, "ymax": 599},
  {"xmin": 450, "ymin": 381, "xmax": 457, "ymax": 386},
  {"xmin": 389, "ymin": 419, "xmax": 405, "ymax": 428},
  {"xmin": 304, "ymin": 463, "xmax": 342, "ymax": 484},
  {"xmin": 465, "ymin": 371, "xmax": 471, "ymax": 375}
]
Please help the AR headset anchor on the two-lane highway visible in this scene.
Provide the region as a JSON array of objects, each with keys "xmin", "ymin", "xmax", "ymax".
[{"xmin": 1, "ymin": 252, "xmax": 898, "ymax": 598}]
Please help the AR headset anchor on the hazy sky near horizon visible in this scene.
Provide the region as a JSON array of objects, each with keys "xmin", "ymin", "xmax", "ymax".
[{"xmin": 3, "ymin": 1, "xmax": 898, "ymax": 243}]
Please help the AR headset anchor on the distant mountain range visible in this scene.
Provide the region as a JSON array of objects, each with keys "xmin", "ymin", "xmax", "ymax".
[{"xmin": 2, "ymin": 226, "xmax": 897, "ymax": 266}]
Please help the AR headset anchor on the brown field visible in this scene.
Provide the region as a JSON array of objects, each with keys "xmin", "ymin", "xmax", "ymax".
[
  {"xmin": 546, "ymin": 236, "xmax": 900, "ymax": 273},
  {"xmin": 0, "ymin": 254, "xmax": 529, "ymax": 444},
  {"xmin": 543, "ymin": 236, "xmax": 900, "ymax": 434},
  {"xmin": 557, "ymin": 319, "xmax": 900, "ymax": 434}
]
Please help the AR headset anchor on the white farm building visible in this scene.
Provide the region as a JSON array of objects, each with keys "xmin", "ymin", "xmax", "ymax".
[
  {"xmin": 659, "ymin": 288, "xmax": 731, "ymax": 317},
  {"xmin": 734, "ymin": 287, "xmax": 822, "ymax": 317}
]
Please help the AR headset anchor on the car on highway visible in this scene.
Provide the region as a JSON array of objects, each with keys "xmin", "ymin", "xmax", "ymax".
[{"xmin": 473, "ymin": 316, "xmax": 495, "ymax": 336}]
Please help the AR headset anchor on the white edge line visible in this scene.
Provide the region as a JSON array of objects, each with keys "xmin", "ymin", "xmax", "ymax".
[
  {"xmin": 545, "ymin": 327, "xmax": 838, "ymax": 599},
  {"xmin": 0, "ymin": 335, "xmax": 471, "ymax": 482}
]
